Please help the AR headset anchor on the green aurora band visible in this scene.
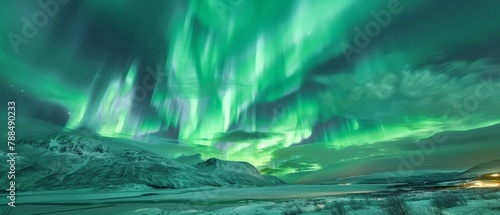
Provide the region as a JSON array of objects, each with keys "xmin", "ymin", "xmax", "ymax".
[{"xmin": 1, "ymin": 0, "xmax": 500, "ymax": 182}]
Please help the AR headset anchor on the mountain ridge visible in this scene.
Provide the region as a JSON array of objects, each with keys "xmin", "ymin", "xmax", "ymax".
[{"xmin": 0, "ymin": 132, "xmax": 285, "ymax": 191}]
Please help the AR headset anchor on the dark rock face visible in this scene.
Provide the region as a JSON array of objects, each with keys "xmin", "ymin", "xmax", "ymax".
[{"xmin": 2, "ymin": 133, "xmax": 285, "ymax": 191}]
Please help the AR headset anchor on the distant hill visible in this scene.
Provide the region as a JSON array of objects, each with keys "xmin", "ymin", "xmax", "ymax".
[
  {"xmin": 457, "ymin": 159, "xmax": 500, "ymax": 179},
  {"xmin": 312, "ymin": 158, "xmax": 500, "ymax": 186}
]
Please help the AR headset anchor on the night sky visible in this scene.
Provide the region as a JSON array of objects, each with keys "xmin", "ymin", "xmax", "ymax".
[{"xmin": 1, "ymin": 0, "xmax": 500, "ymax": 183}]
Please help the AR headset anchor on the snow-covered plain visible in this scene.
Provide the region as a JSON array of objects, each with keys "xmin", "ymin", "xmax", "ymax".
[
  {"xmin": 0, "ymin": 184, "xmax": 382, "ymax": 214},
  {"xmin": 2, "ymin": 185, "xmax": 500, "ymax": 214}
]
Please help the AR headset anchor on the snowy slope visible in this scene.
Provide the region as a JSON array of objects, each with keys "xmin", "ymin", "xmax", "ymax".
[{"xmin": 0, "ymin": 132, "xmax": 284, "ymax": 191}]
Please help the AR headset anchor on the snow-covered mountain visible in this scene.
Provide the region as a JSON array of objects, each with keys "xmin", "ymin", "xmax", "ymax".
[
  {"xmin": 195, "ymin": 158, "xmax": 285, "ymax": 186},
  {"xmin": 0, "ymin": 133, "xmax": 285, "ymax": 191}
]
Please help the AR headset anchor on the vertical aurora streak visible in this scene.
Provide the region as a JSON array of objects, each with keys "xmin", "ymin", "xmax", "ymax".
[{"xmin": 1, "ymin": 0, "xmax": 500, "ymax": 181}]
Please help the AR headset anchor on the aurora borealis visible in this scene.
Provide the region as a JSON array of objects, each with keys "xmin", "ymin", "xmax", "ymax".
[{"xmin": 2, "ymin": 0, "xmax": 500, "ymax": 183}]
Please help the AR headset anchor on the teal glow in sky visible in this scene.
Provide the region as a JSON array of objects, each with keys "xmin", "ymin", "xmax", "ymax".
[{"xmin": 1, "ymin": 0, "xmax": 500, "ymax": 183}]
